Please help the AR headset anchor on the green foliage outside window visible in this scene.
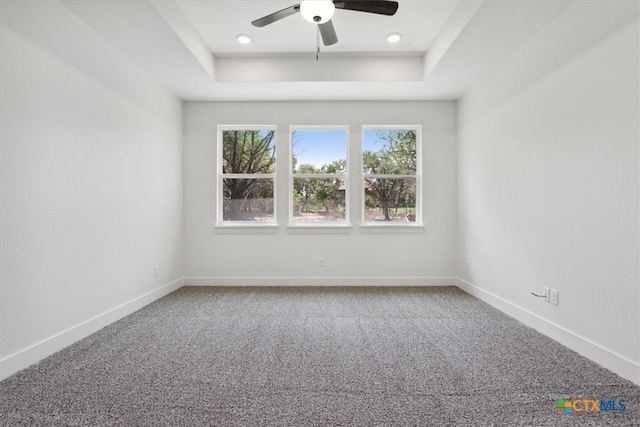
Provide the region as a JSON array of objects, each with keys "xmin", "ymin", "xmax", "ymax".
[
  {"xmin": 363, "ymin": 130, "xmax": 417, "ymax": 222},
  {"xmin": 292, "ymin": 160, "xmax": 346, "ymax": 221},
  {"xmin": 221, "ymin": 130, "xmax": 276, "ymax": 221}
]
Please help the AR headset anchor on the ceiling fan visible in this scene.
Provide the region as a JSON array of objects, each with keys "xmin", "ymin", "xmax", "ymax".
[{"xmin": 251, "ymin": 0, "xmax": 399, "ymax": 46}]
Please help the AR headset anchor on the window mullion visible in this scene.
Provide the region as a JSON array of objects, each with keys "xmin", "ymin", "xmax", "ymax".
[
  {"xmin": 363, "ymin": 174, "xmax": 416, "ymax": 179},
  {"xmin": 223, "ymin": 173, "xmax": 276, "ymax": 179},
  {"xmin": 293, "ymin": 173, "xmax": 346, "ymax": 179}
]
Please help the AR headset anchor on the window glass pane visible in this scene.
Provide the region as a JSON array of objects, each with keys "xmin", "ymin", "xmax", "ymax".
[
  {"xmin": 223, "ymin": 178, "xmax": 274, "ymax": 221},
  {"xmin": 222, "ymin": 130, "xmax": 276, "ymax": 174},
  {"xmin": 363, "ymin": 130, "xmax": 416, "ymax": 174},
  {"xmin": 293, "ymin": 178, "xmax": 346, "ymax": 222},
  {"xmin": 364, "ymin": 178, "xmax": 416, "ymax": 222},
  {"xmin": 292, "ymin": 130, "xmax": 346, "ymax": 174}
]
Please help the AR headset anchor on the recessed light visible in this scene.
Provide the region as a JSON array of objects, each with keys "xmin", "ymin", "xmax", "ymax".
[
  {"xmin": 386, "ymin": 32, "xmax": 402, "ymax": 43},
  {"xmin": 236, "ymin": 34, "xmax": 251, "ymax": 44}
]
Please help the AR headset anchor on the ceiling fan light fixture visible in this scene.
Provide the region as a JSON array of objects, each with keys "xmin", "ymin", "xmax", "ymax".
[
  {"xmin": 386, "ymin": 32, "xmax": 402, "ymax": 43},
  {"xmin": 300, "ymin": 0, "xmax": 335, "ymax": 24}
]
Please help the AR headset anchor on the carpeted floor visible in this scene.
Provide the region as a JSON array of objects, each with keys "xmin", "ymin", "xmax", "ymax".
[{"xmin": 1, "ymin": 286, "xmax": 638, "ymax": 426}]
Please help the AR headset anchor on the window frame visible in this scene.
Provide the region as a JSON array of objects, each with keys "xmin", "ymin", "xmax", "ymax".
[
  {"xmin": 361, "ymin": 125, "xmax": 422, "ymax": 227},
  {"xmin": 289, "ymin": 125, "xmax": 350, "ymax": 227},
  {"xmin": 216, "ymin": 125, "xmax": 278, "ymax": 227}
]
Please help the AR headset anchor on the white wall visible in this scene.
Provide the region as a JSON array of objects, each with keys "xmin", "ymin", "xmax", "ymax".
[
  {"xmin": 0, "ymin": 1, "xmax": 184, "ymax": 379},
  {"xmin": 184, "ymin": 101, "xmax": 457, "ymax": 285},
  {"xmin": 457, "ymin": 2, "xmax": 639, "ymax": 384}
]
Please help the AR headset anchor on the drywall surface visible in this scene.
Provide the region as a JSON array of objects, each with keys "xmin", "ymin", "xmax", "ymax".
[
  {"xmin": 183, "ymin": 101, "xmax": 457, "ymax": 285},
  {"xmin": 0, "ymin": 1, "xmax": 183, "ymax": 378},
  {"xmin": 457, "ymin": 2, "xmax": 639, "ymax": 383}
]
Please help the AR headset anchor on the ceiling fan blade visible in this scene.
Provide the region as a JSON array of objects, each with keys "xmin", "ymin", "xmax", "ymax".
[
  {"xmin": 334, "ymin": 1, "xmax": 398, "ymax": 16},
  {"xmin": 319, "ymin": 20, "xmax": 338, "ymax": 46},
  {"xmin": 251, "ymin": 4, "xmax": 300, "ymax": 27}
]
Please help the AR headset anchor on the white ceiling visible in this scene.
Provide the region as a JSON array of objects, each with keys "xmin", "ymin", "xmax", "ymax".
[{"xmin": 5, "ymin": 0, "xmax": 581, "ymax": 101}]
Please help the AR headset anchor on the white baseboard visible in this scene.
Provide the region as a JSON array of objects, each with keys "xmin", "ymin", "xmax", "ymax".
[
  {"xmin": 0, "ymin": 278, "xmax": 184, "ymax": 381},
  {"xmin": 184, "ymin": 276, "xmax": 456, "ymax": 287},
  {"xmin": 455, "ymin": 277, "xmax": 640, "ymax": 386}
]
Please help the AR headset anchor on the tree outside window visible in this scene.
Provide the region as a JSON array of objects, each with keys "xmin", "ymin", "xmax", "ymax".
[
  {"xmin": 291, "ymin": 128, "xmax": 348, "ymax": 224},
  {"xmin": 218, "ymin": 127, "xmax": 276, "ymax": 223},
  {"xmin": 363, "ymin": 128, "xmax": 420, "ymax": 223}
]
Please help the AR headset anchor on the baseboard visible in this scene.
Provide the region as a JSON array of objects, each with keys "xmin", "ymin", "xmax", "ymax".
[
  {"xmin": 455, "ymin": 277, "xmax": 640, "ymax": 386},
  {"xmin": 184, "ymin": 276, "xmax": 455, "ymax": 287},
  {"xmin": 0, "ymin": 277, "xmax": 184, "ymax": 381}
]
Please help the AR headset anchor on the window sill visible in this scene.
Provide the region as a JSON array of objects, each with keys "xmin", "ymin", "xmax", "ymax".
[
  {"xmin": 212, "ymin": 223, "xmax": 423, "ymax": 234},
  {"xmin": 214, "ymin": 223, "xmax": 280, "ymax": 234},
  {"xmin": 286, "ymin": 224, "xmax": 352, "ymax": 234},
  {"xmin": 358, "ymin": 223, "xmax": 425, "ymax": 234}
]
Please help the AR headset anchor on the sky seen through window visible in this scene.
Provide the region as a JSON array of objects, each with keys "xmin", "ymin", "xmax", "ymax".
[{"xmin": 292, "ymin": 129, "xmax": 389, "ymax": 170}]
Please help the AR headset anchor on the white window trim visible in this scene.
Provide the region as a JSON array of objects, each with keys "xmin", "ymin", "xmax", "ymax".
[
  {"xmin": 216, "ymin": 125, "xmax": 278, "ymax": 228},
  {"xmin": 288, "ymin": 125, "xmax": 351, "ymax": 228},
  {"xmin": 361, "ymin": 125, "xmax": 422, "ymax": 227}
]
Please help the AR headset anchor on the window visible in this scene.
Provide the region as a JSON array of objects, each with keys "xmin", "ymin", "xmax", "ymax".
[
  {"xmin": 290, "ymin": 127, "xmax": 348, "ymax": 224},
  {"xmin": 362, "ymin": 127, "xmax": 420, "ymax": 224},
  {"xmin": 215, "ymin": 124, "xmax": 421, "ymax": 229},
  {"xmin": 217, "ymin": 126, "xmax": 276, "ymax": 224}
]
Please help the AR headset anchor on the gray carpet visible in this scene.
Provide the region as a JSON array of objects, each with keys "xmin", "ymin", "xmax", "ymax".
[{"xmin": 1, "ymin": 286, "xmax": 638, "ymax": 426}]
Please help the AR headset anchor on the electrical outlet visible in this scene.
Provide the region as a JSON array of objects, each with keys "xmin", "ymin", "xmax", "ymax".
[
  {"xmin": 550, "ymin": 289, "xmax": 559, "ymax": 305},
  {"xmin": 154, "ymin": 266, "xmax": 159, "ymax": 277},
  {"xmin": 319, "ymin": 258, "xmax": 325, "ymax": 267},
  {"xmin": 543, "ymin": 287, "xmax": 550, "ymax": 303}
]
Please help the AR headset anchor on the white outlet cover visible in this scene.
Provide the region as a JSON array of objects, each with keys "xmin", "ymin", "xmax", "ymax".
[{"xmin": 550, "ymin": 289, "xmax": 559, "ymax": 305}]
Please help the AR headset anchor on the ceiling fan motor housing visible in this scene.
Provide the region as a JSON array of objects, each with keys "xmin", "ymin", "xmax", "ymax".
[{"xmin": 300, "ymin": 0, "xmax": 335, "ymax": 24}]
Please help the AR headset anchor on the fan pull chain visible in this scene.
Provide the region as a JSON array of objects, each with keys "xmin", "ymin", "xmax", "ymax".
[{"xmin": 316, "ymin": 26, "xmax": 320, "ymax": 61}]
